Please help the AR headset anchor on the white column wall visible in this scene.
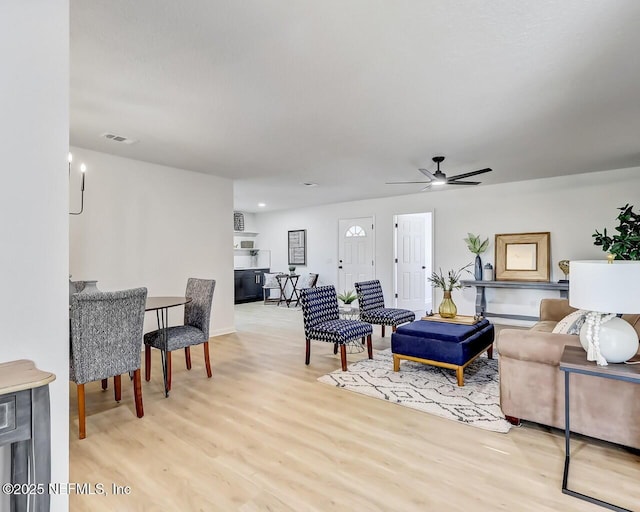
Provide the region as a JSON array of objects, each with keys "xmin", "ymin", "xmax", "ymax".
[
  {"xmin": 0, "ymin": 2, "xmax": 69, "ymax": 511},
  {"xmin": 69, "ymin": 148, "xmax": 235, "ymax": 336},
  {"xmin": 255, "ymin": 167, "xmax": 640, "ymax": 323}
]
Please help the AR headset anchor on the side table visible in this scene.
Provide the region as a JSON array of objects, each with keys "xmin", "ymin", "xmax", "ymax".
[
  {"xmin": 338, "ymin": 306, "xmax": 359, "ymax": 320},
  {"xmin": 559, "ymin": 346, "xmax": 640, "ymax": 512},
  {"xmin": 277, "ymin": 274, "xmax": 300, "ymax": 307},
  {"xmin": 0, "ymin": 359, "xmax": 55, "ymax": 512}
]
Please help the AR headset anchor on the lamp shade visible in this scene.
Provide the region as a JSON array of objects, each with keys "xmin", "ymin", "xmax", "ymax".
[{"xmin": 569, "ymin": 260, "xmax": 640, "ymax": 313}]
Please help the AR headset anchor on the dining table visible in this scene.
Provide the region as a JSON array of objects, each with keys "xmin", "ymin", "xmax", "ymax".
[{"xmin": 145, "ymin": 296, "xmax": 192, "ymax": 397}]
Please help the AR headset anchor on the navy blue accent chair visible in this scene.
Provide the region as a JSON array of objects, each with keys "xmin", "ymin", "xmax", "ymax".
[
  {"xmin": 355, "ymin": 280, "xmax": 415, "ymax": 337},
  {"xmin": 300, "ymin": 285, "xmax": 373, "ymax": 371}
]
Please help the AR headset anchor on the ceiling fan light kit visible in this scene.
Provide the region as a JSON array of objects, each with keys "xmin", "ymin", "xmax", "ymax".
[{"xmin": 387, "ymin": 156, "xmax": 492, "ymax": 190}]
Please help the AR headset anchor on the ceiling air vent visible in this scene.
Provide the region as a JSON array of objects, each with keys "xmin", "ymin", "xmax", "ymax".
[{"xmin": 101, "ymin": 132, "xmax": 139, "ymax": 145}]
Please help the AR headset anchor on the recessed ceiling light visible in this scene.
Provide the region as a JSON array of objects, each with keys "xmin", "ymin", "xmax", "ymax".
[
  {"xmin": 258, "ymin": 203, "xmax": 266, "ymax": 208},
  {"xmin": 302, "ymin": 182, "xmax": 318, "ymax": 187}
]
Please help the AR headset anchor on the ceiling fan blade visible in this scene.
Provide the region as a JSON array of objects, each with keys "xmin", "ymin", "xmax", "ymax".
[
  {"xmin": 447, "ymin": 168, "xmax": 492, "ymax": 181},
  {"xmin": 418, "ymin": 168, "xmax": 436, "ymax": 180},
  {"xmin": 386, "ymin": 181, "xmax": 432, "ymax": 184},
  {"xmin": 446, "ymin": 181, "xmax": 481, "ymax": 185}
]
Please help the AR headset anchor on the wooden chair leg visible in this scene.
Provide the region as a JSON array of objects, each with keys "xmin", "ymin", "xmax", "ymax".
[
  {"xmin": 77, "ymin": 383, "xmax": 86, "ymax": 440},
  {"xmin": 101, "ymin": 378, "xmax": 108, "ymax": 390},
  {"xmin": 487, "ymin": 344, "xmax": 494, "ymax": 359},
  {"xmin": 305, "ymin": 339, "xmax": 311, "ymax": 365},
  {"xmin": 113, "ymin": 375, "xmax": 121, "ymax": 402},
  {"xmin": 505, "ymin": 415, "xmax": 521, "ymax": 426},
  {"xmin": 166, "ymin": 351, "xmax": 172, "ymax": 391},
  {"xmin": 204, "ymin": 342, "xmax": 212, "ymax": 378},
  {"xmin": 144, "ymin": 344, "xmax": 151, "ymax": 382},
  {"xmin": 333, "ymin": 342, "xmax": 338, "ymax": 354},
  {"xmin": 367, "ymin": 334, "xmax": 373, "ymax": 359},
  {"xmin": 133, "ymin": 369, "xmax": 144, "ymax": 418},
  {"xmin": 381, "ymin": 325, "xmax": 386, "ymax": 337},
  {"xmin": 185, "ymin": 347, "xmax": 192, "ymax": 370},
  {"xmin": 340, "ymin": 344, "xmax": 347, "ymax": 371}
]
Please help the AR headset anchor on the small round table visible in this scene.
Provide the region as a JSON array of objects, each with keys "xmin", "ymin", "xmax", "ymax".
[{"xmin": 145, "ymin": 296, "xmax": 192, "ymax": 397}]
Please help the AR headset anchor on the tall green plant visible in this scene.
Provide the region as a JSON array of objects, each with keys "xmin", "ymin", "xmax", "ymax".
[
  {"xmin": 463, "ymin": 233, "xmax": 489, "ymax": 255},
  {"xmin": 593, "ymin": 204, "xmax": 640, "ymax": 260}
]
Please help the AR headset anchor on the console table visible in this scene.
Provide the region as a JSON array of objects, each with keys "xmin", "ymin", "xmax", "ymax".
[
  {"xmin": 460, "ymin": 280, "xmax": 569, "ymax": 321},
  {"xmin": 0, "ymin": 360, "xmax": 55, "ymax": 512}
]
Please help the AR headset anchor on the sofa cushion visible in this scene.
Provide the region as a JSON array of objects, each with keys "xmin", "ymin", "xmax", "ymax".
[
  {"xmin": 529, "ymin": 321, "xmax": 557, "ymax": 333},
  {"xmin": 497, "ymin": 329, "xmax": 582, "ymax": 366},
  {"xmin": 552, "ymin": 310, "xmax": 587, "ymax": 335}
]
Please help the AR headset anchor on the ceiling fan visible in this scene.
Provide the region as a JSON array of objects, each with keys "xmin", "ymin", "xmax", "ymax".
[{"xmin": 387, "ymin": 156, "xmax": 492, "ymax": 191}]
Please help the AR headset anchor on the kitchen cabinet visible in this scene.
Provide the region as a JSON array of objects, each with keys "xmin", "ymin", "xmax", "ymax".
[{"xmin": 234, "ymin": 268, "xmax": 269, "ymax": 303}]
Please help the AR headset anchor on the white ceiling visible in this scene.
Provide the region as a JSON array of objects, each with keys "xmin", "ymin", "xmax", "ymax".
[{"xmin": 70, "ymin": 0, "xmax": 640, "ymax": 213}]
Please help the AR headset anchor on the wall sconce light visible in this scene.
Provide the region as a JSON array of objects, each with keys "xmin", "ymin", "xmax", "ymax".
[{"xmin": 69, "ymin": 152, "xmax": 87, "ymax": 215}]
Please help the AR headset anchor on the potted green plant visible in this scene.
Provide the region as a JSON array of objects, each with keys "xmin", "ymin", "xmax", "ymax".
[
  {"xmin": 337, "ymin": 290, "xmax": 357, "ymax": 307},
  {"xmin": 463, "ymin": 233, "xmax": 489, "ymax": 280},
  {"xmin": 427, "ymin": 263, "xmax": 472, "ymax": 318},
  {"xmin": 593, "ymin": 204, "xmax": 640, "ymax": 260}
]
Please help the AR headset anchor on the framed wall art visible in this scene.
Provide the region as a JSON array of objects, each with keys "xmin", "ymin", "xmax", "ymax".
[
  {"xmin": 495, "ymin": 232, "xmax": 550, "ymax": 281},
  {"xmin": 288, "ymin": 229, "xmax": 307, "ymax": 266}
]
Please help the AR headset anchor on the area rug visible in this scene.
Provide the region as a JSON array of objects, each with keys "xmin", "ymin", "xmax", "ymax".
[{"xmin": 318, "ymin": 349, "xmax": 511, "ymax": 433}]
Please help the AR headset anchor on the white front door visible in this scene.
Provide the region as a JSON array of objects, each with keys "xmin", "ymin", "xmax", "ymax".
[
  {"xmin": 338, "ymin": 217, "xmax": 374, "ymax": 296},
  {"xmin": 394, "ymin": 212, "xmax": 432, "ymax": 313}
]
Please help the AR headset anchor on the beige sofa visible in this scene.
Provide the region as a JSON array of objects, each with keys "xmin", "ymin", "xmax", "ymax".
[{"xmin": 498, "ymin": 298, "xmax": 640, "ymax": 449}]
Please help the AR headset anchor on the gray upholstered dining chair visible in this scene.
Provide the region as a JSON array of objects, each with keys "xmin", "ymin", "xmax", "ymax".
[
  {"xmin": 69, "ymin": 287, "xmax": 147, "ymax": 439},
  {"xmin": 144, "ymin": 278, "xmax": 216, "ymax": 391}
]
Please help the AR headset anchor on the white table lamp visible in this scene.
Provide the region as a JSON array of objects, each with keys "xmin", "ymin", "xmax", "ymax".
[{"xmin": 569, "ymin": 260, "xmax": 640, "ymax": 365}]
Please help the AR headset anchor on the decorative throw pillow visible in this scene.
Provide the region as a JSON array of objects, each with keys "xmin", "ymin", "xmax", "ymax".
[
  {"xmin": 297, "ymin": 274, "xmax": 311, "ymax": 289},
  {"xmin": 263, "ymin": 273, "xmax": 279, "ymax": 288},
  {"xmin": 552, "ymin": 310, "xmax": 588, "ymax": 335}
]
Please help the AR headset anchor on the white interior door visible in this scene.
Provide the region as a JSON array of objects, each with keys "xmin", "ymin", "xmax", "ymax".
[
  {"xmin": 338, "ymin": 217, "xmax": 374, "ymax": 295},
  {"xmin": 394, "ymin": 212, "xmax": 432, "ymax": 313}
]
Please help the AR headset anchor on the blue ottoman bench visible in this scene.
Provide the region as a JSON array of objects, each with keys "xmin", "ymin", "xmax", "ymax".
[{"xmin": 391, "ymin": 318, "xmax": 494, "ymax": 386}]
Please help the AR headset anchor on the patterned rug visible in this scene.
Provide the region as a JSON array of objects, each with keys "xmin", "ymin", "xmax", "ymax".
[{"xmin": 318, "ymin": 349, "xmax": 511, "ymax": 433}]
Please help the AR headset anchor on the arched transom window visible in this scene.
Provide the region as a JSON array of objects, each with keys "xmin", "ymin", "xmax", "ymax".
[{"xmin": 345, "ymin": 225, "xmax": 366, "ymax": 237}]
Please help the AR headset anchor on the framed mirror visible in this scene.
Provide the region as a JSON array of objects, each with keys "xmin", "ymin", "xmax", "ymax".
[{"xmin": 495, "ymin": 232, "xmax": 550, "ymax": 281}]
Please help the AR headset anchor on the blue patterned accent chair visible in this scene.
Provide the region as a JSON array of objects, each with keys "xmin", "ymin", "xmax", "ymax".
[
  {"xmin": 354, "ymin": 280, "xmax": 416, "ymax": 337},
  {"xmin": 300, "ymin": 285, "xmax": 373, "ymax": 371},
  {"xmin": 69, "ymin": 287, "xmax": 148, "ymax": 439},
  {"xmin": 144, "ymin": 278, "xmax": 216, "ymax": 391}
]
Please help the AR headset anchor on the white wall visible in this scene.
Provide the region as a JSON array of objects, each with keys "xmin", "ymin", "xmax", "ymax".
[
  {"xmin": 0, "ymin": 1, "xmax": 69, "ymax": 511},
  {"xmin": 255, "ymin": 167, "xmax": 640, "ymax": 323},
  {"xmin": 69, "ymin": 148, "xmax": 235, "ymax": 336}
]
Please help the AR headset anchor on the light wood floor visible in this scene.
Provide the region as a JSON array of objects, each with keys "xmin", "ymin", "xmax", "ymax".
[{"xmin": 69, "ymin": 302, "xmax": 640, "ymax": 511}]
